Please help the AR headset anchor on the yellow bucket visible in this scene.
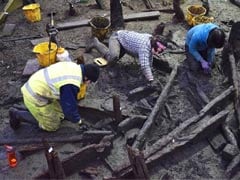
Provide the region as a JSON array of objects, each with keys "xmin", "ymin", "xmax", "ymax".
[
  {"xmin": 89, "ymin": 16, "xmax": 110, "ymax": 41},
  {"xmin": 77, "ymin": 83, "xmax": 87, "ymax": 100},
  {"xmin": 185, "ymin": 5, "xmax": 206, "ymax": 26},
  {"xmin": 192, "ymin": 15, "xmax": 214, "ymax": 26},
  {"xmin": 33, "ymin": 42, "xmax": 58, "ymax": 67},
  {"xmin": 22, "ymin": 3, "xmax": 41, "ymax": 22}
]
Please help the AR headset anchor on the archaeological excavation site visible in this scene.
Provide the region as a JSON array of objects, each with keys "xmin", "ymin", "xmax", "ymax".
[{"xmin": 0, "ymin": 0, "xmax": 240, "ymax": 179}]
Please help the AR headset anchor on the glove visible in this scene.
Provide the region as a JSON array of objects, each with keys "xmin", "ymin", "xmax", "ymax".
[
  {"xmin": 200, "ymin": 59, "xmax": 211, "ymax": 74},
  {"xmin": 78, "ymin": 119, "xmax": 83, "ymax": 126},
  {"xmin": 147, "ymin": 80, "xmax": 158, "ymax": 89}
]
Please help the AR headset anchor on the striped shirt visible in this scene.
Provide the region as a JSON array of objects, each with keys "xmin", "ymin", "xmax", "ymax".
[{"xmin": 117, "ymin": 30, "xmax": 154, "ymax": 81}]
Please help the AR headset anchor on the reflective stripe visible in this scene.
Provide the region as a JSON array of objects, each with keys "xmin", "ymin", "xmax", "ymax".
[
  {"xmin": 25, "ymin": 82, "xmax": 49, "ymax": 103},
  {"xmin": 43, "ymin": 68, "xmax": 81, "ymax": 85}
]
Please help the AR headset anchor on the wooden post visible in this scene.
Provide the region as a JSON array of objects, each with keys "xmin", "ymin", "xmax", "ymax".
[
  {"xmin": 43, "ymin": 140, "xmax": 66, "ymax": 179},
  {"xmin": 110, "ymin": 0, "xmax": 124, "ymax": 30},
  {"xmin": 113, "ymin": 95, "xmax": 122, "ymax": 123},
  {"xmin": 173, "ymin": 0, "xmax": 185, "ymax": 22},
  {"xmin": 127, "ymin": 145, "xmax": 149, "ymax": 179},
  {"xmin": 229, "ymin": 54, "xmax": 240, "ymax": 129}
]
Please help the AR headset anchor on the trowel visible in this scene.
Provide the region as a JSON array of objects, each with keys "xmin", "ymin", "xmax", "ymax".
[{"xmin": 94, "ymin": 57, "xmax": 108, "ymax": 67}]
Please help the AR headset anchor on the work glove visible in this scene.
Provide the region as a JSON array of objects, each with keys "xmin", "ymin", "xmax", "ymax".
[
  {"xmin": 78, "ymin": 119, "xmax": 83, "ymax": 126},
  {"xmin": 147, "ymin": 80, "xmax": 158, "ymax": 89},
  {"xmin": 200, "ymin": 59, "xmax": 211, "ymax": 74}
]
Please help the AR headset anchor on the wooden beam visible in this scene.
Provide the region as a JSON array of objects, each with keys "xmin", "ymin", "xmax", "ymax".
[
  {"xmin": 118, "ymin": 115, "xmax": 147, "ymax": 133},
  {"xmin": 113, "ymin": 86, "xmax": 234, "ymax": 177},
  {"xmin": 113, "ymin": 95, "xmax": 122, "ymax": 123},
  {"xmin": 127, "ymin": 145, "xmax": 149, "ymax": 179},
  {"xmin": 132, "ymin": 64, "xmax": 178, "ymax": 149},
  {"xmin": 35, "ymin": 135, "xmax": 114, "ymax": 178},
  {"xmin": 115, "ymin": 110, "xmax": 229, "ymax": 178},
  {"xmin": 56, "ymin": 11, "xmax": 160, "ymax": 30},
  {"xmin": 0, "ymin": 130, "xmax": 112, "ymax": 145},
  {"xmin": 229, "ymin": 54, "xmax": 240, "ymax": 129}
]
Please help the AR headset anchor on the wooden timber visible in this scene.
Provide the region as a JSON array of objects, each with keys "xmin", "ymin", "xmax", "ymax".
[
  {"xmin": 56, "ymin": 11, "xmax": 160, "ymax": 30},
  {"xmin": 113, "ymin": 86, "xmax": 234, "ymax": 178},
  {"xmin": 35, "ymin": 135, "xmax": 114, "ymax": 178},
  {"xmin": 132, "ymin": 64, "xmax": 178, "ymax": 149}
]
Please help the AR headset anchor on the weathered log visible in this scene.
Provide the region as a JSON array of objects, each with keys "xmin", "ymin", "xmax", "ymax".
[
  {"xmin": 226, "ymin": 153, "xmax": 240, "ymax": 178},
  {"xmin": 52, "ymin": 151, "xmax": 66, "ymax": 179},
  {"xmin": 200, "ymin": 86, "xmax": 234, "ymax": 114},
  {"xmin": 114, "ymin": 86, "xmax": 234, "ymax": 177},
  {"xmin": 56, "ymin": 11, "xmax": 160, "ymax": 30},
  {"xmin": 146, "ymin": 86, "xmax": 234, "ymax": 158},
  {"xmin": 222, "ymin": 110, "xmax": 238, "ymax": 146},
  {"xmin": 127, "ymin": 145, "xmax": 149, "ymax": 179},
  {"xmin": 128, "ymin": 86, "xmax": 157, "ymax": 101},
  {"xmin": 118, "ymin": 115, "xmax": 147, "ymax": 133},
  {"xmin": 142, "ymin": 8, "xmax": 175, "ymax": 14},
  {"xmin": 18, "ymin": 143, "xmax": 56, "ymax": 155},
  {"xmin": 173, "ymin": 0, "xmax": 185, "ymax": 22},
  {"xmin": 146, "ymin": 110, "xmax": 229, "ymax": 164},
  {"xmin": 132, "ymin": 64, "xmax": 178, "ymax": 149},
  {"xmin": 0, "ymin": 130, "xmax": 112, "ymax": 145},
  {"xmin": 229, "ymin": 54, "xmax": 240, "ymax": 128},
  {"xmin": 113, "ymin": 95, "xmax": 122, "ymax": 123},
  {"xmin": 35, "ymin": 135, "xmax": 114, "ymax": 178},
  {"xmin": 115, "ymin": 110, "xmax": 229, "ymax": 178},
  {"xmin": 110, "ymin": 0, "xmax": 124, "ymax": 30}
]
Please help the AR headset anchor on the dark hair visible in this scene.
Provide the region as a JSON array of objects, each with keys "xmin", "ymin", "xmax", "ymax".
[
  {"xmin": 207, "ymin": 28, "xmax": 226, "ymax": 48},
  {"xmin": 150, "ymin": 35, "xmax": 167, "ymax": 52},
  {"xmin": 84, "ymin": 64, "xmax": 100, "ymax": 82}
]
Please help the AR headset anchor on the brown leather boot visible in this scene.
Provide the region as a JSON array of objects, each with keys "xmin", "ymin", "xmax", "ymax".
[{"xmin": 9, "ymin": 107, "xmax": 21, "ymax": 130}]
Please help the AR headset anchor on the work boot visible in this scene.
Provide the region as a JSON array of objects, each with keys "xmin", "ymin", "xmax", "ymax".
[{"xmin": 9, "ymin": 107, "xmax": 21, "ymax": 130}]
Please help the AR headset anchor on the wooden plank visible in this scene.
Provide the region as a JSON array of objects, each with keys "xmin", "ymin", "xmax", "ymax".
[
  {"xmin": 113, "ymin": 86, "xmax": 234, "ymax": 177},
  {"xmin": 35, "ymin": 135, "xmax": 114, "ymax": 178},
  {"xmin": 22, "ymin": 58, "xmax": 40, "ymax": 77},
  {"xmin": 132, "ymin": 64, "xmax": 178, "ymax": 149},
  {"xmin": 30, "ymin": 37, "xmax": 49, "ymax": 46},
  {"xmin": 56, "ymin": 11, "xmax": 160, "ymax": 30}
]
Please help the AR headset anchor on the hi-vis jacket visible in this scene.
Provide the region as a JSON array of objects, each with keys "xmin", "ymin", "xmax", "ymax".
[
  {"xmin": 22, "ymin": 62, "xmax": 83, "ymax": 106},
  {"xmin": 21, "ymin": 62, "xmax": 83, "ymax": 131}
]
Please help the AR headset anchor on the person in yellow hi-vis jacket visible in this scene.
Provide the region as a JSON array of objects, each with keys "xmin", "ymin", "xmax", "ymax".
[{"xmin": 9, "ymin": 62, "xmax": 100, "ymax": 132}]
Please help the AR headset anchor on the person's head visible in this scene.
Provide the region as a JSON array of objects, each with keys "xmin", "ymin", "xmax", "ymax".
[
  {"xmin": 150, "ymin": 35, "xmax": 167, "ymax": 55},
  {"xmin": 207, "ymin": 28, "xmax": 226, "ymax": 48},
  {"xmin": 84, "ymin": 64, "xmax": 100, "ymax": 83}
]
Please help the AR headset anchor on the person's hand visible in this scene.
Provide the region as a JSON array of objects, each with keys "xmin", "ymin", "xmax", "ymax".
[
  {"xmin": 147, "ymin": 80, "xmax": 158, "ymax": 89},
  {"xmin": 200, "ymin": 59, "xmax": 211, "ymax": 74},
  {"xmin": 78, "ymin": 119, "xmax": 83, "ymax": 126}
]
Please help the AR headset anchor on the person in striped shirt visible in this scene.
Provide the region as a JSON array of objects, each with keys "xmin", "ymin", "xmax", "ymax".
[{"xmin": 86, "ymin": 30, "xmax": 166, "ymax": 83}]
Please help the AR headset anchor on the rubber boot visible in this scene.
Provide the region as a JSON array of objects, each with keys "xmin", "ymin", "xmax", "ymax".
[{"xmin": 9, "ymin": 108, "xmax": 38, "ymax": 130}]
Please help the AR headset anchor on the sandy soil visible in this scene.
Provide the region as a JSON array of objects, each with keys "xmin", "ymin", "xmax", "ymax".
[{"xmin": 0, "ymin": 0, "xmax": 240, "ymax": 179}]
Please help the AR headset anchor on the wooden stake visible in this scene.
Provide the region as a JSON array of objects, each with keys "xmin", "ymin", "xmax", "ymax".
[
  {"xmin": 127, "ymin": 146, "xmax": 149, "ymax": 179},
  {"xmin": 113, "ymin": 95, "xmax": 122, "ymax": 123},
  {"xmin": 133, "ymin": 64, "xmax": 178, "ymax": 149},
  {"xmin": 229, "ymin": 54, "xmax": 240, "ymax": 129}
]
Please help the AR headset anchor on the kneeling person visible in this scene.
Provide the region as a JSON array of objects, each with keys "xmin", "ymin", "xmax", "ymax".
[{"xmin": 9, "ymin": 62, "xmax": 100, "ymax": 131}]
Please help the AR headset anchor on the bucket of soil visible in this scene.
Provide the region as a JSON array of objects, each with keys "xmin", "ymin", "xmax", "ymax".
[
  {"xmin": 89, "ymin": 16, "xmax": 110, "ymax": 41},
  {"xmin": 185, "ymin": 5, "xmax": 206, "ymax": 26},
  {"xmin": 33, "ymin": 42, "xmax": 58, "ymax": 67}
]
